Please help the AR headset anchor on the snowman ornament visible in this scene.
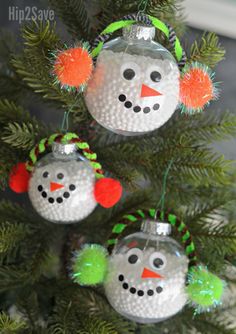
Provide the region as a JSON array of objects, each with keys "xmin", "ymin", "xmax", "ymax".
[
  {"xmin": 9, "ymin": 133, "xmax": 122, "ymax": 224},
  {"xmin": 104, "ymin": 219, "xmax": 188, "ymax": 323},
  {"xmin": 72, "ymin": 210, "xmax": 224, "ymax": 323},
  {"xmin": 53, "ymin": 13, "xmax": 218, "ymax": 136},
  {"xmin": 28, "ymin": 144, "xmax": 97, "ymax": 223},
  {"xmin": 85, "ymin": 24, "xmax": 180, "ymax": 135}
]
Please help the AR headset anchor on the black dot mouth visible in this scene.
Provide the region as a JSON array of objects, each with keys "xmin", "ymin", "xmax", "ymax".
[
  {"xmin": 37, "ymin": 184, "xmax": 75, "ymax": 204},
  {"xmin": 118, "ymin": 94, "xmax": 160, "ymax": 114},
  {"xmin": 118, "ymin": 274, "xmax": 163, "ymax": 297}
]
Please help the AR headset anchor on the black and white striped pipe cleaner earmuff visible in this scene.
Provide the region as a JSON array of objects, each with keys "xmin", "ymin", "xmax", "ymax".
[{"xmin": 91, "ymin": 13, "xmax": 187, "ymax": 69}]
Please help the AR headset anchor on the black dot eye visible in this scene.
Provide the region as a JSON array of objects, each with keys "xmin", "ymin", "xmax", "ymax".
[
  {"xmin": 150, "ymin": 252, "xmax": 166, "ymax": 270},
  {"xmin": 128, "ymin": 254, "xmax": 138, "ymax": 264},
  {"xmin": 57, "ymin": 173, "xmax": 64, "ymax": 180},
  {"xmin": 150, "ymin": 71, "xmax": 162, "ymax": 82},
  {"xmin": 123, "ymin": 68, "xmax": 135, "ymax": 80},
  {"xmin": 43, "ymin": 171, "xmax": 49, "ymax": 178},
  {"xmin": 153, "ymin": 257, "xmax": 164, "ymax": 268}
]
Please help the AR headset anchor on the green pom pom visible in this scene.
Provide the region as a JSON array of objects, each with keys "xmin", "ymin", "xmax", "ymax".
[
  {"xmin": 72, "ymin": 244, "xmax": 108, "ymax": 285},
  {"xmin": 187, "ymin": 266, "xmax": 224, "ymax": 311}
]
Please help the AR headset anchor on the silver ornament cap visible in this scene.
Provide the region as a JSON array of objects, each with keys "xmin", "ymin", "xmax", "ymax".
[
  {"xmin": 123, "ymin": 24, "xmax": 155, "ymax": 41},
  {"xmin": 52, "ymin": 142, "xmax": 77, "ymax": 158},
  {"xmin": 141, "ymin": 219, "xmax": 172, "ymax": 236}
]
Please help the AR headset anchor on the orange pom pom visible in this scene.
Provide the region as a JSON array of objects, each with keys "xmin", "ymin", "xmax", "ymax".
[
  {"xmin": 53, "ymin": 46, "xmax": 93, "ymax": 89},
  {"xmin": 179, "ymin": 63, "xmax": 218, "ymax": 114},
  {"xmin": 94, "ymin": 178, "xmax": 122, "ymax": 208}
]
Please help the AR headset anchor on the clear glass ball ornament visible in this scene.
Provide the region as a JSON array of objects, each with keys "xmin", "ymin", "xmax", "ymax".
[
  {"xmin": 28, "ymin": 142, "xmax": 97, "ymax": 224},
  {"xmin": 85, "ymin": 24, "xmax": 180, "ymax": 136},
  {"xmin": 104, "ymin": 220, "xmax": 188, "ymax": 323}
]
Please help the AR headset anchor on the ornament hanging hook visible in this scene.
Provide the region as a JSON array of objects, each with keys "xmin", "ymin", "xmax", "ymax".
[
  {"xmin": 60, "ymin": 111, "xmax": 69, "ymax": 133},
  {"xmin": 154, "ymin": 158, "xmax": 174, "ymax": 219},
  {"xmin": 60, "ymin": 103, "xmax": 77, "ymax": 133},
  {"xmin": 138, "ymin": 0, "xmax": 149, "ymax": 12}
]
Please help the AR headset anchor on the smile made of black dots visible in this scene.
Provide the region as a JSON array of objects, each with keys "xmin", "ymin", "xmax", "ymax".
[
  {"xmin": 37, "ymin": 183, "xmax": 76, "ymax": 204},
  {"xmin": 118, "ymin": 94, "xmax": 160, "ymax": 114},
  {"xmin": 118, "ymin": 274, "xmax": 163, "ymax": 296}
]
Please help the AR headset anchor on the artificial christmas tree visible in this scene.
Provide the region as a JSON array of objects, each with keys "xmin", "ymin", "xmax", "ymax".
[{"xmin": 0, "ymin": 0, "xmax": 235, "ymax": 333}]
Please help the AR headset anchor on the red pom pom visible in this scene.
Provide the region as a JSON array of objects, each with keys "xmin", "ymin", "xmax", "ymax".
[
  {"xmin": 179, "ymin": 62, "xmax": 218, "ymax": 114},
  {"xmin": 53, "ymin": 46, "xmax": 93, "ymax": 89},
  {"xmin": 94, "ymin": 178, "xmax": 122, "ymax": 208},
  {"xmin": 9, "ymin": 162, "xmax": 30, "ymax": 193}
]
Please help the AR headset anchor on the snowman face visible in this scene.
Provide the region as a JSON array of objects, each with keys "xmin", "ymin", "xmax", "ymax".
[
  {"xmin": 85, "ymin": 50, "xmax": 180, "ymax": 135},
  {"xmin": 28, "ymin": 160, "xmax": 97, "ymax": 223},
  {"xmin": 104, "ymin": 234, "xmax": 188, "ymax": 323}
]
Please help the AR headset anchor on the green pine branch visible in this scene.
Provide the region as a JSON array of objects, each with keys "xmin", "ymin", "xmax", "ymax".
[
  {"xmin": 0, "ymin": 221, "xmax": 28, "ymax": 255},
  {"xmin": 0, "ymin": 311, "xmax": 27, "ymax": 333},
  {"xmin": 49, "ymin": 301, "xmax": 119, "ymax": 334},
  {"xmin": 92, "ymin": 112, "xmax": 236, "ymax": 189},
  {"xmin": 16, "ymin": 291, "xmax": 41, "ymax": 331},
  {"xmin": 0, "ymin": 29, "xmax": 29, "ymax": 102},
  {"xmin": 77, "ymin": 317, "xmax": 118, "ymax": 334},
  {"xmin": 96, "ymin": 136, "xmax": 232, "ymax": 189},
  {"xmin": 0, "ymin": 265, "xmax": 34, "ymax": 293},
  {"xmin": 95, "ymin": 112, "xmax": 236, "ymax": 157},
  {"xmin": 194, "ymin": 223, "xmax": 236, "ymax": 257},
  {"xmin": 97, "ymin": 0, "xmax": 185, "ymax": 39},
  {"xmin": 0, "ymin": 74, "xmax": 29, "ymax": 103},
  {"xmin": 2, "ymin": 122, "xmax": 37, "ymax": 150},
  {"xmin": 189, "ymin": 32, "xmax": 225, "ymax": 68},
  {"xmin": 48, "ymin": 284, "xmax": 136, "ymax": 334},
  {"xmin": 49, "ymin": 0, "xmax": 94, "ymax": 40},
  {"xmin": 0, "ymin": 1, "xmax": 234, "ymax": 333},
  {"xmin": 0, "ymin": 99, "xmax": 33, "ymax": 125},
  {"xmin": 185, "ymin": 194, "xmax": 233, "ymax": 229},
  {"xmin": 0, "ymin": 145, "xmax": 21, "ymax": 190},
  {"xmin": 0, "ymin": 201, "xmax": 65, "ymax": 287},
  {"xmin": 0, "ymin": 100, "xmax": 51, "ymax": 186},
  {"xmin": 192, "ymin": 317, "xmax": 236, "ymax": 334},
  {"xmin": 11, "ymin": 20, "xmax": 83, "ymax": 112}
]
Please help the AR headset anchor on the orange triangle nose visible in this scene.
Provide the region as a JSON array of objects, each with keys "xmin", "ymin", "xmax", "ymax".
[
  {"xmin": 141, "ymin": 84, "xmax": 162, "ymax": 98},
  {"xmin": 141, "ymin": 267, "xmax": 163, "ymax": 279},
  {"xmin": 50, "ymin": 182, "xmax": 64, "ymax": 192}
]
